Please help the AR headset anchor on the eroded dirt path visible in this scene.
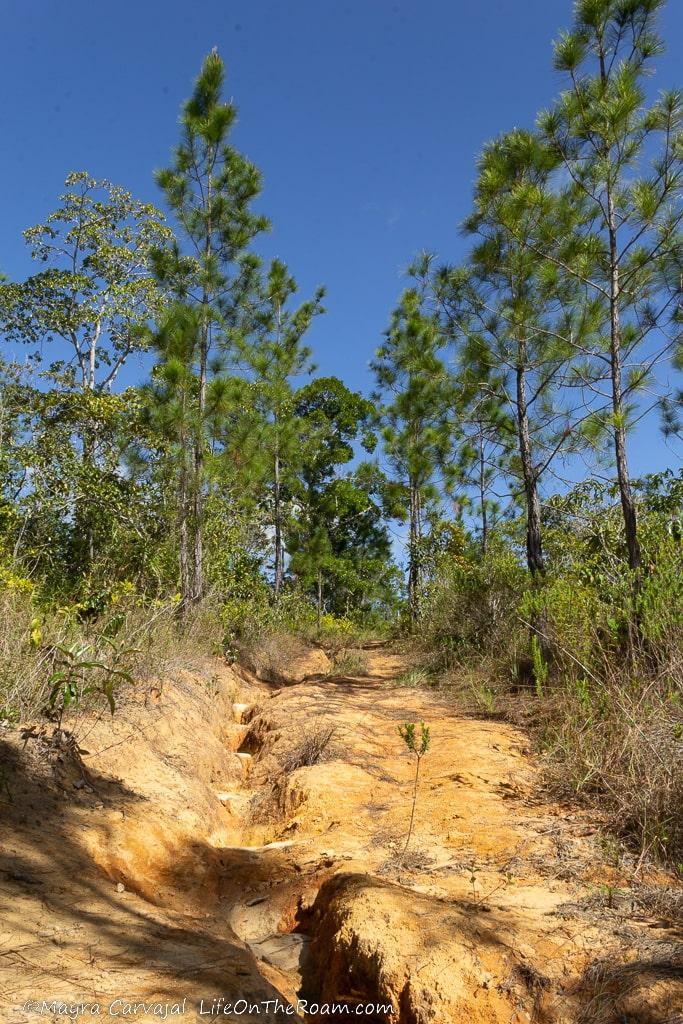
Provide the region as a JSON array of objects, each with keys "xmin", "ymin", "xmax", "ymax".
[{"xmin": 1, "ymin": 650, "xmax": 681, "ymax": 1023}]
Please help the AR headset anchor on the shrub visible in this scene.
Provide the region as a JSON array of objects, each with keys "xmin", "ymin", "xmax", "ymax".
[
  {"xmin": 0, "ymin": 578, "xmax": 225, "ymax": 724},
  {"xmin": 278, "ymin": 724, "xmax": 337, "ymax": 773},
  {"xmin": 221, "ymin": 585, "xmax": 385, "ymax": 663},
  {"xmin": 329, "ymin": 650, "xmax": 370, "ymax": 677},
  {"xmin": 418, "ymin": 538, "xmax": 526, "ymax": 670},
  {"xmin": 393, "ymin": 667, "xmax": 435, "ymax": 689}
]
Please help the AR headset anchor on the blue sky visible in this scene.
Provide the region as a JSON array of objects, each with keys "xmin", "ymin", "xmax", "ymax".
[{"xmin": 1, "ymin": 0, "xmax": 682, "ymax": 476}]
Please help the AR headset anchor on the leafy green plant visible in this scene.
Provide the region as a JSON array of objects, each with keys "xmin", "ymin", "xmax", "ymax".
[
  {"xmin": 397, "ymin": 721, "xmax": 431, "ymax": 865},
  {"xmin": 468, "ymin": 859, "xmax": 479, "ymax": 900},
  {"xmin": 47, "ymin": 635, "xmax": 137, "ymax": 724}
]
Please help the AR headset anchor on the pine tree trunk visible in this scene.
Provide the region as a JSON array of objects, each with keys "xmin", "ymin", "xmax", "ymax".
[
  {"xmin": 192, "ymin": 153, "xmax": 215, "ymax": 607},
  {"xmin": 596, "ymin": 47, "xmax": 641, "ymax": 575},
  {"xmin": 516, "ymin": 356, "xmax": 544, "ymax": 578},
  {"xmin": 408, "ymin": 480, "xmax": 421, "ymax": 628},
  {"xmin": 478, "ymin": 427, "xmax": 488, "ymax": 557},
  {"xmin": 273, "ymin": 445, "xmax": 284, "ymax": 597},
  {"xmin": 178, "ymin": 457, "xmax": 192, "ymax": 619},
  {"xmin": 191, "ymin": 449, "xmax": 204, "ymax": 604},
  {"xmin": 317, "ymin": 568, "xmax": 323, "ymax": 632},
  {"xmin": 607, "ymin": 191, "xmax": 641, "ymax": 573},
  {"xmin": 191, "ymin": 316, "xmax": 207, "ymax": 605}
]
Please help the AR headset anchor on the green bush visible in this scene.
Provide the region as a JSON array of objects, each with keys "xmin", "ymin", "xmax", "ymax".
[
  {"xmin": 417, "ymin": 474, "xmax": 683, "ymax": 864},
  {"xmin": 418, "ymin": 537, "xmax": 526, "ymax": 669}
]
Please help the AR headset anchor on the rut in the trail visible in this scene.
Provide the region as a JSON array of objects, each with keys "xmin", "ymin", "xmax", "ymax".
[
  {"xmin": 1, "ymin": 649, "xmax": 681, "ymax": 1024},
  {"xmin": 222, "ymin": 649, "xmax": 683, "ymax": 1023}
]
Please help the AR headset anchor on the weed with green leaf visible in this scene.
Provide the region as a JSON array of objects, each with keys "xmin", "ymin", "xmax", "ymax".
[{"xmin": 397, "ymin": 720, "xmax": 431, "ymax": 865}]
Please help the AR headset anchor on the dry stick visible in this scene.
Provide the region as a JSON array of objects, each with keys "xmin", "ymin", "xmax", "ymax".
[{"xmin": 401, "ymin": 754, "xmax": 422, "ymax": 863}]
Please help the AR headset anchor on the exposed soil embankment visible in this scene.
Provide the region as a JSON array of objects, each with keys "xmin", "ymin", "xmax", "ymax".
[
  {"xmin": 0, "ymin": 662, "xmax": 299, "ymax": 1022},
  {"xmin": 1, "ymin": 647, "xmax": 681, "ymax": 1023}
]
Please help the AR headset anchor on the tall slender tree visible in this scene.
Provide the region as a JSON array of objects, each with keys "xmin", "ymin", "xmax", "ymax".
[
  {"xmin": 507, "ymin": 0, "xmax": 682, "ymax": 572},
  {"xmin": 141, "ymin": 305, "xmax": 201, "ymax": 610},
  {"xmin": 412, "ymin": 257, "xmax": 514, "ymax": 557},
  {"xmin": 0, "ymin": 172, "xmax": 170, "ymax": 570},
  {"xmin": 154, "ymin": 50, "xmax": 269, "ymax": 603},
  {"xmin": 372, "ymin": 285, "xmax": 454, "ymax": 625},
  {"xmin": 439, "ymin": 132, "xmax": 602, "ymax": 579},
  {"xmin": 0, "ymin": 172, "xmax": 170, "ymax": 392},
  {"xmin": 451, "ymin": 386, "xmax": 512, "ymax": 558},
  {"xmin": 236, "ymin": 260, "xmax": 324, "ymax": 596}
]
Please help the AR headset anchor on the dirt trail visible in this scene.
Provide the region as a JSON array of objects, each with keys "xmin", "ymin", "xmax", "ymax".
[{"xmin": 1, "ymin": 650, "xmax": 681, "ymax": 1023}]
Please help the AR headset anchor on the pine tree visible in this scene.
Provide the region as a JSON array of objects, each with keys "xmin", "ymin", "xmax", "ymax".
[
  {"xmin": 141, "ymin": 305, "xmax": 201, "ymax": 610},
  {"xmin": 441, "ymin": 132, "xmax": 599, "ymax": 579},
  {"xmin": 528, "ymin": 1, "xmax": 681, "ymax": 572},
  {"xmin": 372, "ymin": 285, "xmax": 454, "ymax": 625},
  {"xmin": 154, "ymin": 50, "xmax": 269, "ymax": 603},
  {"xmin": 413, "ymin": 257, "xmax": 514, "ymax": 557},
  {"xmin": 236, "ymin": 260, "xmax": 324, "ymax": 596},
  {"xmin": 452, "ymin": 387, "xmax": 512, "ymax": 557}
]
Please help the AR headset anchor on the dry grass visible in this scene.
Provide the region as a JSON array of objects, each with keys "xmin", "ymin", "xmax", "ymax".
[
  {"xmin": 328, "ymin": 650, "xmax": 371, "ymax": 678},
  {"xmin": 377, "ymin": 847, "xmax": 435, "ymax": 875},
  {"xmin": 277, "ymin": 723, "xmax": 337, "ymax": 774},
  {"xmin": 574, "ymin": 948, "xmax": 683, "ymax": 1024},
  {"xmin": 246, "ymin": 722, "xmax": 338, "ymax": 825},
  {"xmin": 237, "ymin": 631, "xmax": 328, "ymax": 683},
  {"xmin": 539, "ymin": 673, "xmax": 683, "ymax": 864},
  {"xmin": 0, "ymin": 590, "xmax": 224, "ymax": 724},
  {"xmin": 632, "ymin": 884, "xmax": 683, "ymax": 926},
  {"xmin": 0, "ymin": 590, "xmax": 70, "ymax": 721}
]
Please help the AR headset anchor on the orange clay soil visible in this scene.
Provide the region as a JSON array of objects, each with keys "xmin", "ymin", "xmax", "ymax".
[{"xmin": 1, "ymin": 648, "xmax": 681, "ymax": 1023}]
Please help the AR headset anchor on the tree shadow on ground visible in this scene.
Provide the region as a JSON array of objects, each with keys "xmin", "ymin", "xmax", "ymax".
[{"xmin": 0, "ymin": 736, "xmax": 301, "ymax": 1022}]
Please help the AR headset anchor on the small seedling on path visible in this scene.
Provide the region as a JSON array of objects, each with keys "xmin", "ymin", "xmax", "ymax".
[{"xmin": 397, "ymin": 721, "xmax": 430, "ymax": 866}]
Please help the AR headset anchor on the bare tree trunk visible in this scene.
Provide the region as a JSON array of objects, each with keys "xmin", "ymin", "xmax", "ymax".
[
  {"xmin": 516, "ymin": 356, "xmax": 544, "ymax": 578},
  {"xmin": 408, "ymin": 480, "xmax": 421, "ymax": 629},
  {"xmin": 607, "ymin": 191, "xmax": 641, "ymax": 573},
  {"xmin": 79, "ymin": 341, "xmax": 98, "ymax": 569},
  {"xmin": 273, "ymin": 444, "xmax": 284, "ymax": 598},
  {"xmin": 317, "ymin": 568, "xmax": 323, "ymax": 632},
  {"xmin": 79, "ymin": 425, "xmax": 96, "ymax": 569},
  {"xmin": 478, "ymin": 426, "xmax": 488, "ymax": 557},
  {"xmin": 178, "ymin": 457, "xmax": 192, "ymax": 620}
]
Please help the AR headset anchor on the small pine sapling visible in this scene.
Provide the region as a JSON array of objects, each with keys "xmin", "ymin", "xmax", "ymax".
[{"xmin": 397, "ymin": 721, "xmax": 430, "ymax": 865}]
